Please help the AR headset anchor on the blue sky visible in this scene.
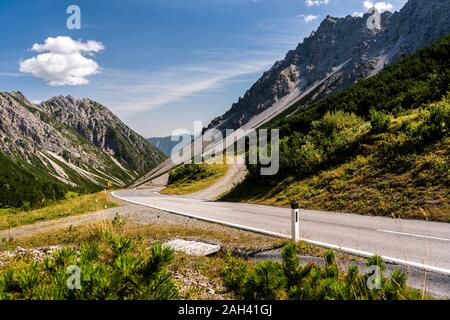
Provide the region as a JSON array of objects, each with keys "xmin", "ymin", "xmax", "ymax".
[{"xmin": 0, "ymin": 0, "xmax": 407, "ymax": 137}]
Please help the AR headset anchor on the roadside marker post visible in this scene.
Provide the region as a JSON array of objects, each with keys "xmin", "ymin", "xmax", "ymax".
[{"xmin": 291, "ymin": 201, "xmax": 300, "ymax": 242}]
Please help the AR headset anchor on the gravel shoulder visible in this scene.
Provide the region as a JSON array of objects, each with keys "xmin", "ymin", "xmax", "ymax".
[{"xmin": 0, "ymin": 202, "xmax": 204, "ymax": 240}]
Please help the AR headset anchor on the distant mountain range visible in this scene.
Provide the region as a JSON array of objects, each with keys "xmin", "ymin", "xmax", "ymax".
[
  {"xmin": 0, "ymin": 92, "xmax": 166, "ymax": 208},
  {"xmin": 207, "ymin": 0, "xmax": 450, "ymax": 132},
  {"xmin": 147, "ymin": 135, "xmax": 193, "ymax": 157}
]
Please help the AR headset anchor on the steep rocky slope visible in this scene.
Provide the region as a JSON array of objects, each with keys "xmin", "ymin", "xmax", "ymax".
[
  {"xmin": 40, "ymin": 95, "xmax": 166, "ymax": 174},
  {"xmin": 222, "ymin": 35, "xmax": 450, "ymax": 221},
  {"xmin": 0, "ymin": 92, "xmax": 165, "ymax": 207},
  {"xmin": 207, "ymin": 0, "xmax": 450, "ymax": 132}
]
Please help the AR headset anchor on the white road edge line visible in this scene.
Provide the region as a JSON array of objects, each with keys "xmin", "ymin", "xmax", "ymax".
[
  {"xmin": 111, "ymin": 192, "xmax": 450, "ymax": 276},
  {"xmin": 377, "ymin": 229, "xmax": 450, "ymax": 242}
]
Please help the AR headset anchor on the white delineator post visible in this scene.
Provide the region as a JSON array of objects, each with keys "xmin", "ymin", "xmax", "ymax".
[{"xmin": 291, "ymin": 201, "xmax": 300, "ymax": 242}]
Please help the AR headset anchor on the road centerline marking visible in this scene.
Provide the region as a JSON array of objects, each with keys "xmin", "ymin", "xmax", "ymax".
[
  {"xmin": 210, "ymin": 206, "xmax": 233, "ymax": 211},
  {"xmin": 377, "ymin": 229, "xmax": 450, "ymax": 242}
]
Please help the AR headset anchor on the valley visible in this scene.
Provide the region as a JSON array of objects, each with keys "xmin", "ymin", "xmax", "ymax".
[{"xmin": 0, "ymin": 0, "xmax": 449, "ymax": 303}]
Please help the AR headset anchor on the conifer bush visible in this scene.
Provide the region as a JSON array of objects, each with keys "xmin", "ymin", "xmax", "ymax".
[
  {"xmin": 369, "ymin": 108, "xmax": 391, "ymax": 133},
  {"xmin": 222, "ymin": 242, "xmax": 422, "ymax": 300},
  {"xmin": 0, "ymin": 227, "xmax": 178, "ymax": 300},
  {"xmin": 414, "ymin": 97, "xmax": 450, "ymax": 142}
]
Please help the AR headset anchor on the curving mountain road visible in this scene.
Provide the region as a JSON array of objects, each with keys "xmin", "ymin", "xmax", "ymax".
[{"xmin": 112, "ymin": 189, "xmax": 450, "ymax": 277}]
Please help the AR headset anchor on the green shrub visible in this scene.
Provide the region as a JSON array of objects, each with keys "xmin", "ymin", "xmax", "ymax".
[
  {"xmin": 312, "ymin": 111, "xmax": 365, "ymax": 135},
  {"xmin": 168, "ymin": 164, "xmax": 212, "ymax": 184},
  {"xmin": 279, "ymin": 134, "xmax": 324, "ymax": 176},
  {"xmin": 222, "ymin": 242, "xmax": 421, "ymax": 300},
  {"xmin": 369, "ymin": 109, "xmax": 391, "ymax": 133},
  {"xmin": 241, "ymin": 261, "xmax": 286, "ymax": 300},
  {"xmin": 414, "ymin": 98, "xmax": 450, "ymax": 142},
  {"xmin": 389, "ymin": 153, "xmax": 417, "ymax": 171},
  {"xmin": 221, "ymin": 254, "xmax": 248, "ymax": 292},
  {"xmin": 277, "ymin": 111, "xmax": 366, "ymax": 177},
  {"xmin": 372, "ymin": 133, "xmax": 419, "ymax": 172},
  {"xmin": 0, "ymin": 228, "xmax": 178, "ymax": 300},
  {"xmin": 281, "ymin": 242, "xmax": 301, "ymax": 288},
  {"xmin": 366, "ymin": 255, "xmax": 386, "ymax": 272},
  {"xmin": 64, "ymin": 192, "xmax": 79, "ymax": 200},
  {"xmin": 21, "ymin": 201, "xmax": 31, "ymax": 212}
]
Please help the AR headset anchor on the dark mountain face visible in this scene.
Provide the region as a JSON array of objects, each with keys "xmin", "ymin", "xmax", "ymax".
[{"xmin": 207, "ymin": 0, "xmax": 450, "ymax": 132}]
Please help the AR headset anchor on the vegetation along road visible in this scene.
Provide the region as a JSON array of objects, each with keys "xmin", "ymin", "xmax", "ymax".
[{"xmin": 113, "ymin": 189, "xmax": 450, "ymax": 276}]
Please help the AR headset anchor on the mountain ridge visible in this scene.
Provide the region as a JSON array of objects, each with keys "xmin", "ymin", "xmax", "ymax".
[
  {"xmin": 39, "ymin": 95, "xmax": 165, "ymax": 174},
  {"xmin": 222, "ymin": 34, "xmax": 450, "ymax": 221},
  {"xmin": 0, "ymin": 92, "xmax": 166, "ymax": 208},
  {"xmin": 207, "ymin": 0, "xmax": 450, "ymax": 133}
]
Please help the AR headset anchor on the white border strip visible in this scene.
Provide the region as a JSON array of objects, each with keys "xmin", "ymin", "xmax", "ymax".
[
  {"xmin": 112, "ymin": 192, "xmax": 450, "ymax": 276},
  {"xmin": 377, "ymin": 229, "xmax": 450, "ymax": 242}
]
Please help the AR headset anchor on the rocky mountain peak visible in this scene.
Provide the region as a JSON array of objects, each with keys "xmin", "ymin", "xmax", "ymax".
[
  {"xmin": 324, "ymin": 15, "xmax": 337, "ymax": 24},
  {"xmin": 9, "ymin": 91, "xmax": 33, "ymax": 105},
  {"xmin": 39, "ymin": 95, "xmax": 166, "ymax": 174},
  {"xmin": 206, "ymin": 0, "xmax": 450, "ymax": 133},
  {"xmin": 0, "ymin": 91, "xmax": 166, "ymax": 199}
]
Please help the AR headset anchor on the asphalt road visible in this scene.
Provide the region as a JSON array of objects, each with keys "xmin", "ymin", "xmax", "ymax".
[{"xmin": 112, "ymin": 189, "xmax": 450, "ymax": 277}]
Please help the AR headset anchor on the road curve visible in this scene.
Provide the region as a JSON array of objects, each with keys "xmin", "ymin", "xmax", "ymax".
[
  {"xmin": 188, "ymin": 159, "xmax": 248, "ymax": 200},
  {"xmin": 112, "ymin": 189, "xmax": 450, "ymax": 276}
]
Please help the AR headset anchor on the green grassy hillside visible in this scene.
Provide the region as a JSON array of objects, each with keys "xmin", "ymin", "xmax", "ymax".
[
  {"xmin": 0, "ymin": 152, "xmax": 70, "ymax": 209},
  {"xmin": 0, "ymin": 150, "xmax": 109, "ymax": 210},
  {"xmin": 223, "ymin": 35, "xmax": 450, "ymax": 222},
  {"xmin": 161, "ymin": 163, "xmax": 228, "ymax": 195}
]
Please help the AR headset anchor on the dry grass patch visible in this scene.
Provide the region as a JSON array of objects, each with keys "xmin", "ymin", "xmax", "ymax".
[
  {"xmin": 1, "ymin": 220, "xmax": 285, "ymax": 252},
  {"xmin": 0, "ymin": 192, "xmax": 119, "ymax": 231}
]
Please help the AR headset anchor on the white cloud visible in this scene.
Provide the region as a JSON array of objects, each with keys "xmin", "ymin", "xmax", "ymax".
[
  {"xmin": 19, "ymin": 36, "xmax": 104, "ymax": 86},
  {"xmin": 363, "ymin": 1, "xmax": 394, "ymax": 12},
  {"xmin": 352, "ymin": 11, "xmax": 364, "ymax": 17},
  {"xmin": 96, "ymin": 59, "xmax": 273, "ymax": 114},
  {"xmin": 299, "ymin": 14, "xmax": 320, "ymax": 22},
  {"xmin": 305, "ymin": 0, "xmax": 330, "ymax": 7}
]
